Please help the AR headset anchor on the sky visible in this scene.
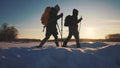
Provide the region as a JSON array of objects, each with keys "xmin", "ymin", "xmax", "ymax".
[{"xmin": 0, "ymin": 0, "xmax": 120, "ymax": 39}]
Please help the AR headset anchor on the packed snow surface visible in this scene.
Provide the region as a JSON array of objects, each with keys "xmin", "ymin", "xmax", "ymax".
[{"xmin": 0, "ymin": 42, "xmax": 120, "ymax": 68}]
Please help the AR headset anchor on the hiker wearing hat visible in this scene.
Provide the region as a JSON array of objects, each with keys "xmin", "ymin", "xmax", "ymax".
[
  {"xmin": 37, "ymin": 5, "xmax": 63, "ymax": 48},
  {"xmin": 63, "ymin": 9, "xmax": 83, "ymax": 48}
]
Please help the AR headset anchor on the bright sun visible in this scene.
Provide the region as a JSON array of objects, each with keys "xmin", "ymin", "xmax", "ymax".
[{"xmin": 84, "ymin": 27, "xmax": 97, "ymax": 39}]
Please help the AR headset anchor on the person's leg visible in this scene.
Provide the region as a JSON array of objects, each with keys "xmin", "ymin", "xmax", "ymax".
[
  {"xmin": 37, "ymin": 33, "xmax": 51, "ymax": 48},
  {"xmin": 53, "ymin": 33, "xmax": 59, "ymax": 47},
  {"xmin": 63, "ymin": 32, "xmax": 72, "ymax": 47},
  {"xmin": 73, "ymin": 31, "xmax": 80, "ymax": 48}
]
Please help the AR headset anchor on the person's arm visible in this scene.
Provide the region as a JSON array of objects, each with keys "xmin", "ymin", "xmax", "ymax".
[
  {"xmin": 57, "ymin": 13, "xmax": 63, "ymax": 19},
  {"xmin": 77, "ymin": 16, "xmax": 83, "ymax": 23}
]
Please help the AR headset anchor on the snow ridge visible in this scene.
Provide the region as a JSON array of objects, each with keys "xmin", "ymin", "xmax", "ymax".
[{"xmin": 0, "ymin": 42, "xmax": 120, "ymax": 68}]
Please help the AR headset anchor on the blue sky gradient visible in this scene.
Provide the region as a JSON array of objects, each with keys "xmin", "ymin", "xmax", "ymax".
[{"xmin": 0, "ymin": 0, "xmax": 120, "ymax": 39}]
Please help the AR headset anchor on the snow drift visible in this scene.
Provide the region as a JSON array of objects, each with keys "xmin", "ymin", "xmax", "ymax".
[{"xmin": 0, "ymin": 42, "xmax": 120, "ymax": 68}]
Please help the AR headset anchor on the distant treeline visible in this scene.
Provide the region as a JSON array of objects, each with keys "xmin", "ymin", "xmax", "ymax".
[
  {"xmin": 1, "ymin": 37, "xmax": 119, "ymax": 42},
  {"xmin": 14, "ymin": 38, "xmax": 119, "ymax": 42},
  {"xmin": 15, "ymin": 39, "xmax": 41, "ymax": 42},
  {"xmin": 105, "ymin": 33, "xmax": 120, "ymax": 41}
]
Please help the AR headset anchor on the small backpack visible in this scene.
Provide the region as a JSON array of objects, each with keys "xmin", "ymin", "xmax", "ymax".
[
  {"xmin": 64, "ymin": 15, "xmax": 73, "ymax": 26},
  {"xmin": 41, "ymin": 7, "xmax": 51, "ymax": 26}
]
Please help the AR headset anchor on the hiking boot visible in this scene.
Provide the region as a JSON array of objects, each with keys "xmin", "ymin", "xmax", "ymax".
[
  {"xmin": 36, "ymin": 45, "xmax": 42, "ymax": 48},
  {"xmin": 62, "ymin": 45, "xmax": 67, "ymax": 47},
  {"xmin": 76, "ymin": 45, "xmax": 81, "ymax": 48},
  {"xmin": 56, "ymin": 45, "xmax": 59, "ymax": 47}
]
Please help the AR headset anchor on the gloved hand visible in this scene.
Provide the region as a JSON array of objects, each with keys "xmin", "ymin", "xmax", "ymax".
[
  {"xmin": 60, "ymin": 13, "xmax": 63, "ymax": 17},
  {"xmin": 80, "ymin": 16, "xmax": 83, "ymax": 20}
]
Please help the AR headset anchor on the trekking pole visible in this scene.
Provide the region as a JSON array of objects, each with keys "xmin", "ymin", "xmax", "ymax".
[
  {"xmin": 78, "ymin": 22, "xmax": 81, "ymax": 33},
  {"xmin": 61, "ymin": 16, "xmax": 63, "ymax": 46},
  {"xmin": 78, "ymin": 16, "xmax": 82, "ymax": 46},
  {"xmin": 78, "ymin": 16, "xmax": 82, "ymax": 33},
  {"xmin": 57, "ymin": 23, "xmax": 61, "ymax": 36}
]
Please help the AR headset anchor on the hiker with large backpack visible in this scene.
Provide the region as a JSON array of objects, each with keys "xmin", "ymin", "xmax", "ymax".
[
  {"xmin": 37, "ymin": 5, "xmax": 63, "ymax": 48},
  {"xmin": 62, "ymin": 9, "xmax": 83, "ymax": 48}
]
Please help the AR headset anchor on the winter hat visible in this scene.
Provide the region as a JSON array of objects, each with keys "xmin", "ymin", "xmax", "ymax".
[
  {"xmin": 73, "ymin": 9, "xmax": 78, "ymax": 13},
  {"xmin": 55, "ymin": 4, "xmax": 60, "ymax": 11}
]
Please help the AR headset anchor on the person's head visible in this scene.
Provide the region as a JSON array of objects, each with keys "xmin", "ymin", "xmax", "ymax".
[
  {"xmin": 54, "ymin": 4, "xmax": 60, "ymax": 13},
  {"xmin": 73, "ymin": 9, "xmax": 78, "ymax": 16}
]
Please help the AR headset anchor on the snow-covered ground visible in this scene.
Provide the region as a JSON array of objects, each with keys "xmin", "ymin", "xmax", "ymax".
[{"xmin": 0, "ymin": 42, "xmax": 120, "ymax": 68}]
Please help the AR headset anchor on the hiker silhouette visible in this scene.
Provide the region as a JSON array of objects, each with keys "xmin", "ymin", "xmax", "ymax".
[
  {"xmin": 37, "ymin": 5, "xmax": 63, "ymax": 48},
  {"xmin": 63, "ymin": 9, "xmax": 83, "ymax": 48}
]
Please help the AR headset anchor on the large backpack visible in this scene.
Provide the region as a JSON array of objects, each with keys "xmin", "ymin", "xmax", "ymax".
[
  {"xmin": 41, "ymin": 7, "xmax": 51, "ymax": 26},
  {"xmin": 64, "ymin": 15, "xmax": 73, "ymax": 26}
]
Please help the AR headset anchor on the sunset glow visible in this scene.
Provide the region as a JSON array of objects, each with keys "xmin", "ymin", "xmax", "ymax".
[{"xmin": 0, "ymin": 0, "xmax": 120, "ymax": 39}]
